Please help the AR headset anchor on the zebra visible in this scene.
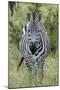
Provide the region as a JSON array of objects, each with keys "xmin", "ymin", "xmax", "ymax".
[{"xmin": 17, "ymin": 12, "xmax": 51, "ymax": 82}]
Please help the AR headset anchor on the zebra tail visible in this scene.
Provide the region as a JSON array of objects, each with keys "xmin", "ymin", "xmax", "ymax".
[{"xmin": 17, "ymin": 57, "xmax": 24, "ymax": 71}]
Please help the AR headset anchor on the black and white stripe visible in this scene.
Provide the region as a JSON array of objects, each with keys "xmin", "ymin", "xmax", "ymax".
[{"xmin": 19, "ymin": 12, "xmax": 51, "ymax": 80}]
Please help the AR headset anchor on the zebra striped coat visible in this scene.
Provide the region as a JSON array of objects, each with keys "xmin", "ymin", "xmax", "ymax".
[{"xmin": 18, "ymin": 12, "xmax": 51, "ymax": 79}]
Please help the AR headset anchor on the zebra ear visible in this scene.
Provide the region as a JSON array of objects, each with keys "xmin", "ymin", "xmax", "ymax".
[
  {"xmin": 27, "ymin": 12, "xmax": 33, "ymax": 22},
  {"xmin": 33, "ymin": 12, "xmax": 35, "ymax": 21},
  {"xmin": 27, "ymin": 13, "xmax": 30, "ymax": 21},
  {"xmin": 35, "ymin": 12, "xmax": 41, "ymax": 22},
  {"xmin": 39, "ymin": 13, "xmax": 41, "ymax": 21}
]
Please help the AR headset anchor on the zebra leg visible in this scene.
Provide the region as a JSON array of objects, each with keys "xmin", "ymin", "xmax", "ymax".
[
  {"xmin": 26, "ymin": 61, "xmax": 36, "ymax": 86},
  {"xmin": 32, "ymin": 66, "xmax": 38, "ymax": 86},
  {"xmin": 30, "ymin": 62, "xmax": 37, "ymax": 86},
  {"xmin": 30, "ymin": 66, "xmax": 37, "ymax": 86},
  {"xmin": 40, "ymin": 60, "xmax": 44, "ymax": 79},
  {"xmin": 25, "ymin": 60, "xmax": 32, "ymax": 85},
  {"xmin": 37, "ymin": 60, "xmax": 45, "ymax": 84}
]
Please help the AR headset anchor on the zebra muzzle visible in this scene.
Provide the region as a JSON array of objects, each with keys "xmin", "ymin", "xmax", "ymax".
[{"xmin": 29, "ymin": 42, "xmax": 37, "ymax": 54}]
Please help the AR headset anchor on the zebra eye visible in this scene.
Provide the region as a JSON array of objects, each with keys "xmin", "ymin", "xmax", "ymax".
[
  {"xmin": 30, "ymin": 41, "xmax": 32, "ymax": 44},
  {"xmin": 28, "ymin": 29, "xmax": 30, "ymax": 32}
]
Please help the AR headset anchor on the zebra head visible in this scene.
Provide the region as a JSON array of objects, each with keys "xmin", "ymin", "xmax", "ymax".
[{"xmin": 28, "ymin": 21, "xmax": 42, "ymax": 56}]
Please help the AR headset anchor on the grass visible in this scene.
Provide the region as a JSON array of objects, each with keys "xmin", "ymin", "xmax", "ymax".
[{"xmin": 8, "ymin": 43, "xmax": 58, "ymax": 88}]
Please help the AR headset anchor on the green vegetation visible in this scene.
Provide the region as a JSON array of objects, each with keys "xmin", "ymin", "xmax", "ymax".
[{"xmin": 8, "ymin": 3, "xmax": 58, "ymax": 88}]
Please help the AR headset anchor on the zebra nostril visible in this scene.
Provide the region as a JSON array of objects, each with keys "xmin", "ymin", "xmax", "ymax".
[{"xmin": 29, "ymin": 42, "xmax": 37, "ymax": 54}]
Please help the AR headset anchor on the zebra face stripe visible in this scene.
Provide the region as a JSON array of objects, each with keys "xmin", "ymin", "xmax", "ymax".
[
  {"xmin": 28, "ymin": 34, "xmax": 43, "ymax": 55},
  {"xmin": 29, "ymin": 41, "xmax": 37, "ymax": 54}
]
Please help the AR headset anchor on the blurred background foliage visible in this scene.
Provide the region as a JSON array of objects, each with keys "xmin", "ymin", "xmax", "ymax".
[{"xmin": 8, "ymin": 2, "xmax": 58, "ymax": 88}]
